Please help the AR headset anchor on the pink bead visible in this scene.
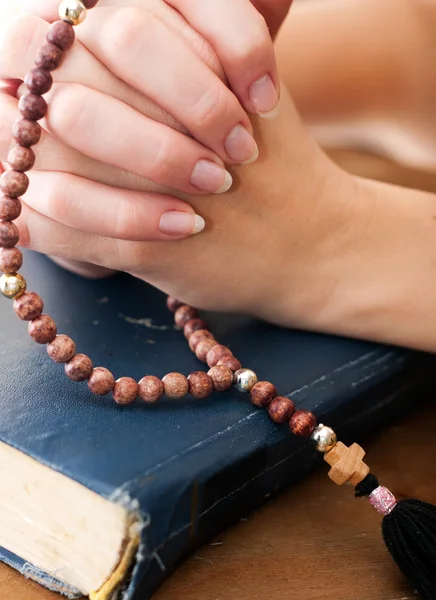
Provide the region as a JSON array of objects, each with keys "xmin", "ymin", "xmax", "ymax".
[
  {"xmin": 24, "ymin": 68, "xmax": 53, "ymax": 95},
  {"xmin": 206, "ymin": 344, "xmax": 232, "ymax": 368},
  {"xmin": 368, "ymin": 486, "xmax": 397, "ymax": 516},
  {"xmin": 0, "ymin": 196, "xmax": 22, "ymax": 221},
  {"xmin": 138, "ymin": 376, "xmax": 163, "ymax": 404},
  {"xmin": 113, "ymin": 378, "xmax": 138, "ymax": 405},
  {"xmin": 47, "ymin": 21, "xmax": 75, "ymax": 51},
  {"xmin": 35, "ymin": 43, "xmax": 63, "ymax": 71},
  {"xmin": 0, "ymin": 171, "xmax": 29, "ymax": 198},
  {"xmin": 19, "ymin": 93, "xmax": 47, "ymax": 121},
  {"xmin": 14, "ymin": 292, "xmax": 44, "ymax": 321},
  {"xmin": 7, "ymin": 146, "xmax": 35, "ymax": 172},
  {"xmin": 88, "ymin": 367, "xmax": 115, "ymax": 396},
  {"xmin": 47, "ymin": 334, "xmax": 76, "ymax": 363},
  {"xmin": 0, "ymin": 247, "xmax": 23, "ymax": 273},
  {"xmin": 28, "ymin": 315, "xmax": 57, "ymax": 344},
  {"xmin": 0, "ymin": 221, "xmax": 19, "ymax": 248},
  {"xmin": 12, "ymin": 119, "xmax": 42, "ymax": 147}
]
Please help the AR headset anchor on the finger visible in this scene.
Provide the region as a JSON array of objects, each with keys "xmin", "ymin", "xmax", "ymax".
[
  {"xmin": 43, "ymin": 82, "xmax": 233, "ymax": 195},
  {"xmin": 165, "ymin": 0, "xmax": 280, "ymax": 118},
  {"xmin": 16, "ymin": 203, "xmax": 160, "ymax": 274},
  {"xmin": 77, "ymin": 7, "xmax": 259, "ymax": 165},
  {"xmin": 23, "ymin": 170, "xmax": 206, "ymax": 241}
]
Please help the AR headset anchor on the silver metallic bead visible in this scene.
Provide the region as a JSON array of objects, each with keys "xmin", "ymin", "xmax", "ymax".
[
  {"xmin": 233, "ymin": 368, "xmax": 258, "ymax": 393},
  {"xmin": 0, "ymin": 273, "xmax": 26, "ymax": 300},
  {"xmin": 59, "ymin": 0, "xmax": 87, "ymax": 25},
  {"xmin": 310, "ymin": 424, "xmax": 337, "ymax": 453}
]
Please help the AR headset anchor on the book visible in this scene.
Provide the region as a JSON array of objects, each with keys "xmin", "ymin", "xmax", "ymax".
[{"xmin": 0, "ymin": 249, "xmax": 434, "ymax": 600}]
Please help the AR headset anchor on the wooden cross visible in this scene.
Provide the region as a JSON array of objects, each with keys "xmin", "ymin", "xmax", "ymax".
[{"xmin": 324, "ymin": 442, "xmax": 370, "ymax": 486}]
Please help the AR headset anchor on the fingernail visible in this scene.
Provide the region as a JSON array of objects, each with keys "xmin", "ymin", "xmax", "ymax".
[
  {"xmin": 191, "ymin": 159, "xmax": 233, "ymax": 194},
  {"xmin": 159, "ymin": 211, "xmax": 205, "ymax": 236},
  {"xmin": 224, "ymin": 125, "xmax": 259, "ymax": 164},
  {"xmin": 249, "ymin": 74, "xmax": 279, "ymax": 118}
]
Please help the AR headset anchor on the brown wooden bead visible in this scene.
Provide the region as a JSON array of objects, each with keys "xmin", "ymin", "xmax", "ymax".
[
  {"xmin": 206, "ymin": 344, "xmax": 232, "ymax": 368},
  {"xmin": 196, "ymin": 338, "xmax": 218, "ymax": 363},
  {"xmin": 188, "ymin": 371, "xmax": 213, "ymax": 400},
  {"xmin": 7, "ymin": 147, "xmax": 35, "ymax": 173},
  {"xmin": 0, "ymin": 171, "xmax": 29, "ymax": 198},
  {"xmin": 162, "ymin": 372, "xmax": 189, "ymax": 400},
  {"xmin": 289, "ymin": 410, "xmax": 317, "ymax": 437},
  {"xmin": 35, "ymin": 43, "xmax": 63, "ymax": 71},
  {"xmin": 83, "ymin": 0, "xmax": 99, "ymax": 7},
  {"xmin": 188, "ymin": 329, "xmax": 214, "ymax": 352},
  {"xmin": 47, "ymin": 334, "xmax": 76, "ymax": 363},
  {"xmin": 268, "ymin": 397, "xmax": 295, "ymax": 424},
  {"xmin": 47, "ymin": 21, "xmax": 75, "ymax": 51},
  {"xmin": 24, "ymin": 68, "xmax": 53, "ymax": 95},
  {"xmin": 12, "ymin": 119, "xmax": 42, "ymax": 147},
  {"xmin": 0, "ymin": 196, "xmax": 21, "ymax": 221},
  {"xmin": 207, "ymin": 365, "xmax": 233, "ymax": 392},
  {"xmin": 0, "ymin": 221, "xmax": 19, "ymax": 248},
  {"xmin": 174, "ymin": 305, "xmax": 198, "ymax": 328},
  {"xmin": 217, "ymin": 356, "xmax": 242, "ymax": 372},
  {"xmin": 28, "ymin": 314, "xmax": 57, "ymax": 344},
  {"xmin": 0, "ymin": 247, "xmax": 23, "ymax": 273},
  {"xmin": 65, "ymin": 354, "xmax": 93, "ymax": 382},
  {"xmin": 13, "ymin": 292, "xmax": 43, "ymax": 321},
  {"xmin": 88, "ymin": 367, "xmax": 115, "ymax": 396},
  {"xmin": 19, "ymin": 93, "xmax": 47, "ymax": 121},
  {"xmin": 166, "ymin": 296, "xmax": 183, "ymax": 312},
  {"xmin": 250, "ymin": 381, "xmax": 277, "ymax": 408},
  {"xmin": 184, "ymin": 318, "xmax": 208, "ymax": 339},
  {"xmin": 138, "ymin": 376, "xmax": 163, "ymax": 404},
  {"xmin": 113, "ymin": 377, "xmax": 138, "ymax": 405}
]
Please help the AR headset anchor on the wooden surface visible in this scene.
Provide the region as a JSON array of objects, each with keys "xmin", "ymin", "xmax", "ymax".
[{"xmin": 2, "ymin": 152, "xmax": 436, "ymax": 600}]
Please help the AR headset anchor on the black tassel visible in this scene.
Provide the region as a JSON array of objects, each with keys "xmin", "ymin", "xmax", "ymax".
[
  {"xmin": 356, "ymin": 475, "xmax": 436, "ymax": 600},
  {"xmin": 382, "ymin": 499, "xmax": 436, "ymax": 600}
]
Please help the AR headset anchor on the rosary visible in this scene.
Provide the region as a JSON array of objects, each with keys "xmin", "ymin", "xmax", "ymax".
[{"xmin": 0, "ymin": 2, "xmax": 435, "ymax": 598}]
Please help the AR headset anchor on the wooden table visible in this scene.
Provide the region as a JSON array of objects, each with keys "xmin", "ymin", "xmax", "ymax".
[{"xmin": 2, "ymin": 152, "xmax": 436, "ymax": 600}]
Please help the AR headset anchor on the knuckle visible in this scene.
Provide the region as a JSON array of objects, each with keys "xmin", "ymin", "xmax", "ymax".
[
  {"xmin": 45, "ymin": 172, "xmax": 74, "ymax": 223},
  {"xmin": 107, "ymin": 7, "xmax": 156, "ymax": 57},
  {"xmin": 110, "ymin": 196, "xmax": 142, "ymax": 241},
  {"xmin": 0, "ymin": 13, "xmax": 45, "ymax": 78},
  {"xmin": 47, "ymin": 84, "xmax": 89, "ymax": 143},
  {"xmin": 149, "ymin": 138, "xmax": 178, "ymax": 184},
  {"xmin": 190, "ymin": 84, "xmax": 230, "ymax": 131}
]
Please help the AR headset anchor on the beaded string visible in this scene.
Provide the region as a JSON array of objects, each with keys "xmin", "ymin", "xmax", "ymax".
[{"xmin": 4, "ymin": 4, "xmax": 431, "ymax": 598}]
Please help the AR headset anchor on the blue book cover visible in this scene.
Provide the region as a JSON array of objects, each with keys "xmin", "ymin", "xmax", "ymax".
[{"xmin": 0, "ymin": 250, "xmax": 433, "ymax": 599}]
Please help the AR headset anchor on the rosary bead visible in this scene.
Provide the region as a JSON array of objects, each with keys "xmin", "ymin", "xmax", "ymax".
[
  {"xmin": 0, "ymin": 273, "xmax": 26, "ymax": 300},
  {"xmin": 0, "ymin": 221, "xmax": 19, "ymax": 248},
  {"xmin": 82, "ymin": 0, "xmax": 99, "ymax": 7},
  {"xmin": 188, "ymin": 329, "xmax": 214, "ymax": 352},
  {"xmin": 35, "ymin": 43, "xmax": 63, "ymax": 71},
  {"xmin": 7, "ymin": 147, "xmax": 35, "ymax": 173},
  {"xmin": 113, "ymin": 377, "xmax": 138, "ymax": 405},
  {"xmin": 175, "ymin": 305, "xmax": 198, "ymax": 328},
  {"xmin": 0, "ymin": 196, "xmax": 22, "ymax": 221},
  {"xmin": 162, "ymin": 372, "xmax": 189, "ymax": 400},
  {"xmin": 206, "ymin": 344, "xmax": 233, "ymax": 368},
  {"xmin": 19, "ymin": 93, "xmax": 48, "ymax": 121},
  {"xmin": 290, "ymin": 410, "xmax": 317, "ymax": 438},
  {"xmin": 28, "ymin": 315, "xmax": 57, "ymax": 344},
  {"xmin": 138, "ymin": 375, "xmax": 163, "ymax": 404},
  {"xmin": 166, "ymin": 296, "xmax": 183, "ymax": 312},
  {"xmin": 13, "ymin": 292, "xmax": 43, "ymax": 321},
  {"xmin": 310, "ymin": 424, "xmax": 337, "ymax": 453},
  {"xmin": 0, "ymin": 171, "xmax": 29, "ymax": 198},
  {"xmin": 0, "ymin": 247, "xmax": 23, "ymax": 273},
  {"xmin": 195, "ymin": 338, "xmax": 218, "ymax": 363},
  {"xmin": 47, "ymin": 334, "xmax": 76, "ymax": 363},
  {"xmin": 47, "ymin": 21, "xmax": 76, "ymax": 51},
  {"xmin": 217, "ymin": 356, "xmax": 241, "ymax": 372},
  {"xmin": 184, "ymin": 318, "xmax": 208, "ymax": 339},
  {"xmin": 188, "ymin": 371, "xmax": 213, "ymax": 400},
  {"xmin": 268, "ymin": 396, "xmax": 295, "ymax": 424},
  {"xmin": 59, "ymin": 1, "xmax": 87, "ymax": 26},
  {"xmin": 24, "ymin": 68, "xmax": 53, "ymax": 95},
  {"xmin": 233, "ymin": 368, "xmax": 258, "ymax": 393},
  {"xmin": 207, "ymin": 365, "xmax": 233, "ymax": 392},
  {"xmin": 250, "ymin": 381, "xmax": 277, "ymax": 408},
  {"xmin": 65, "ymin": 353, "xmax": 93, "ymax": 382},
  {"xmin": 12, "ymin": 119, "xmax": 42, "ymax": 147},
  {"xmin": 88, "ymin": 367, "xmax": 115, "ymax": 396}
]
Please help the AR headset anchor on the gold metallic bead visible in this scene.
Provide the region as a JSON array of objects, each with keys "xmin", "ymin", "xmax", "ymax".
[
  {"xmin": 58, "ymin": 0, "xmax": 87, "ymax": 25},
  {"xmin": 310, "ymin": 424, "xmax": 338, "ymax": 453},
  {"xmin": 0, "ymin": 273, "xmax": 26, "ymax": 300}
]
